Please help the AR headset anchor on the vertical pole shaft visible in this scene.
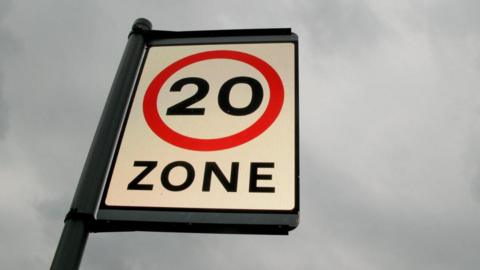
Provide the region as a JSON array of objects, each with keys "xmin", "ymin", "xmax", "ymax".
[
  {"xmin": 50, "ymin": 217, "xmax": 89, "ymax": 269},
  {"xmin": 50, "ymin": 18, "xmax": 152, "ymax": 270}
]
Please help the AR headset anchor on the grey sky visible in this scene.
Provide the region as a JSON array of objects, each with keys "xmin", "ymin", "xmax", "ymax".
[{"xmin": 1, "ymin": 0, "xmax": 480, "ymax": 269}]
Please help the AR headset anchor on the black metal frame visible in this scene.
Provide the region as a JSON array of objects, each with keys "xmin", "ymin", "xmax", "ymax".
[{"xmin": 93, "ymin": 25, "xmax": 300, "ymax": 235}]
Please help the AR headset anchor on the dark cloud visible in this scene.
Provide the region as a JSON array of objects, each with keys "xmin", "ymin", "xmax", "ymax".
[
  {"xmin": 0, "ymin": 72, "xmax": 9, "ymax": 140},
  {"xmin": 423, "ymin": 0, "xmax": 480, "ymax": 38},
  {"xmin": 292, "ymin": 0, "xmax": 384, "ymax": 54},
  {"xmin": 465, "ymin": 113, "xmax": 480, "ymax": 203},
  {"xmin": 0, "ymin": 0, "xmax": 19, "ymax": 140},
  {"xmin": 412, "ymin": 0, "xmax": 480, "ymax": 210}
]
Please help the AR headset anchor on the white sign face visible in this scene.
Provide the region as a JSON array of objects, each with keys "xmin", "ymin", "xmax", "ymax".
[{"xmin": 103, "ymin": 42, "xmax": 296, "ymax": 211}]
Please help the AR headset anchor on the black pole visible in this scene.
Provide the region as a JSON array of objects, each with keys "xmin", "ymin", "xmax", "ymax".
[
  {"xmin": 50, "ymin": 18, "xmax": 152, "ymax": 270},
  {"xmin": 50, "ymin": 217, "xmax": 89, "ymax": 270}
]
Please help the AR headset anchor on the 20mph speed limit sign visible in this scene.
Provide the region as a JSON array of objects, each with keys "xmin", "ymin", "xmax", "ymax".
[{"xmin": 97, "ymin": 29, "xmax": 298, "ymax": 234}]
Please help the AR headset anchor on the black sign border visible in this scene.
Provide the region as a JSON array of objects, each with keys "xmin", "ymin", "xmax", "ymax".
[{"xmin": 95, "ymin": 30, "xmax": 299, "ymax": 235}]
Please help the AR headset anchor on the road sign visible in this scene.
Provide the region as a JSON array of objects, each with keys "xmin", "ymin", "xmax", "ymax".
[{"xmin": 96, "ymin": 29, "xmax": 298, "ymax": 234}]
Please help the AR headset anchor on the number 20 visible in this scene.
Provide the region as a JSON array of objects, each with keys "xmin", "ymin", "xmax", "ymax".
[{"xmin": 166, "ymin": 76, "xmax": 263, "ymax": 116}]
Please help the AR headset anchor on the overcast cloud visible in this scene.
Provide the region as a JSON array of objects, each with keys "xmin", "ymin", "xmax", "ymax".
[{"xmin": 1, "ymin": 0, "xmax": 480, "ymax": 269}]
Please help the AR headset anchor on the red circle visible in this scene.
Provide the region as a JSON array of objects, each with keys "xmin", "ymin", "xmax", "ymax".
[{"xmin": 143, "ymin": 50, "xmax": 284, "ymax": 151}]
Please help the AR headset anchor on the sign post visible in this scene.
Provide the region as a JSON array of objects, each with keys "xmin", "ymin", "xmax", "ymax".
[
  {"xmin": 50, "ymin": 18, "xmax": 152, "ymax": 269},
  {"xmin": 51, "ymin": 18, "xmax": 299, "ymax": 269}
]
